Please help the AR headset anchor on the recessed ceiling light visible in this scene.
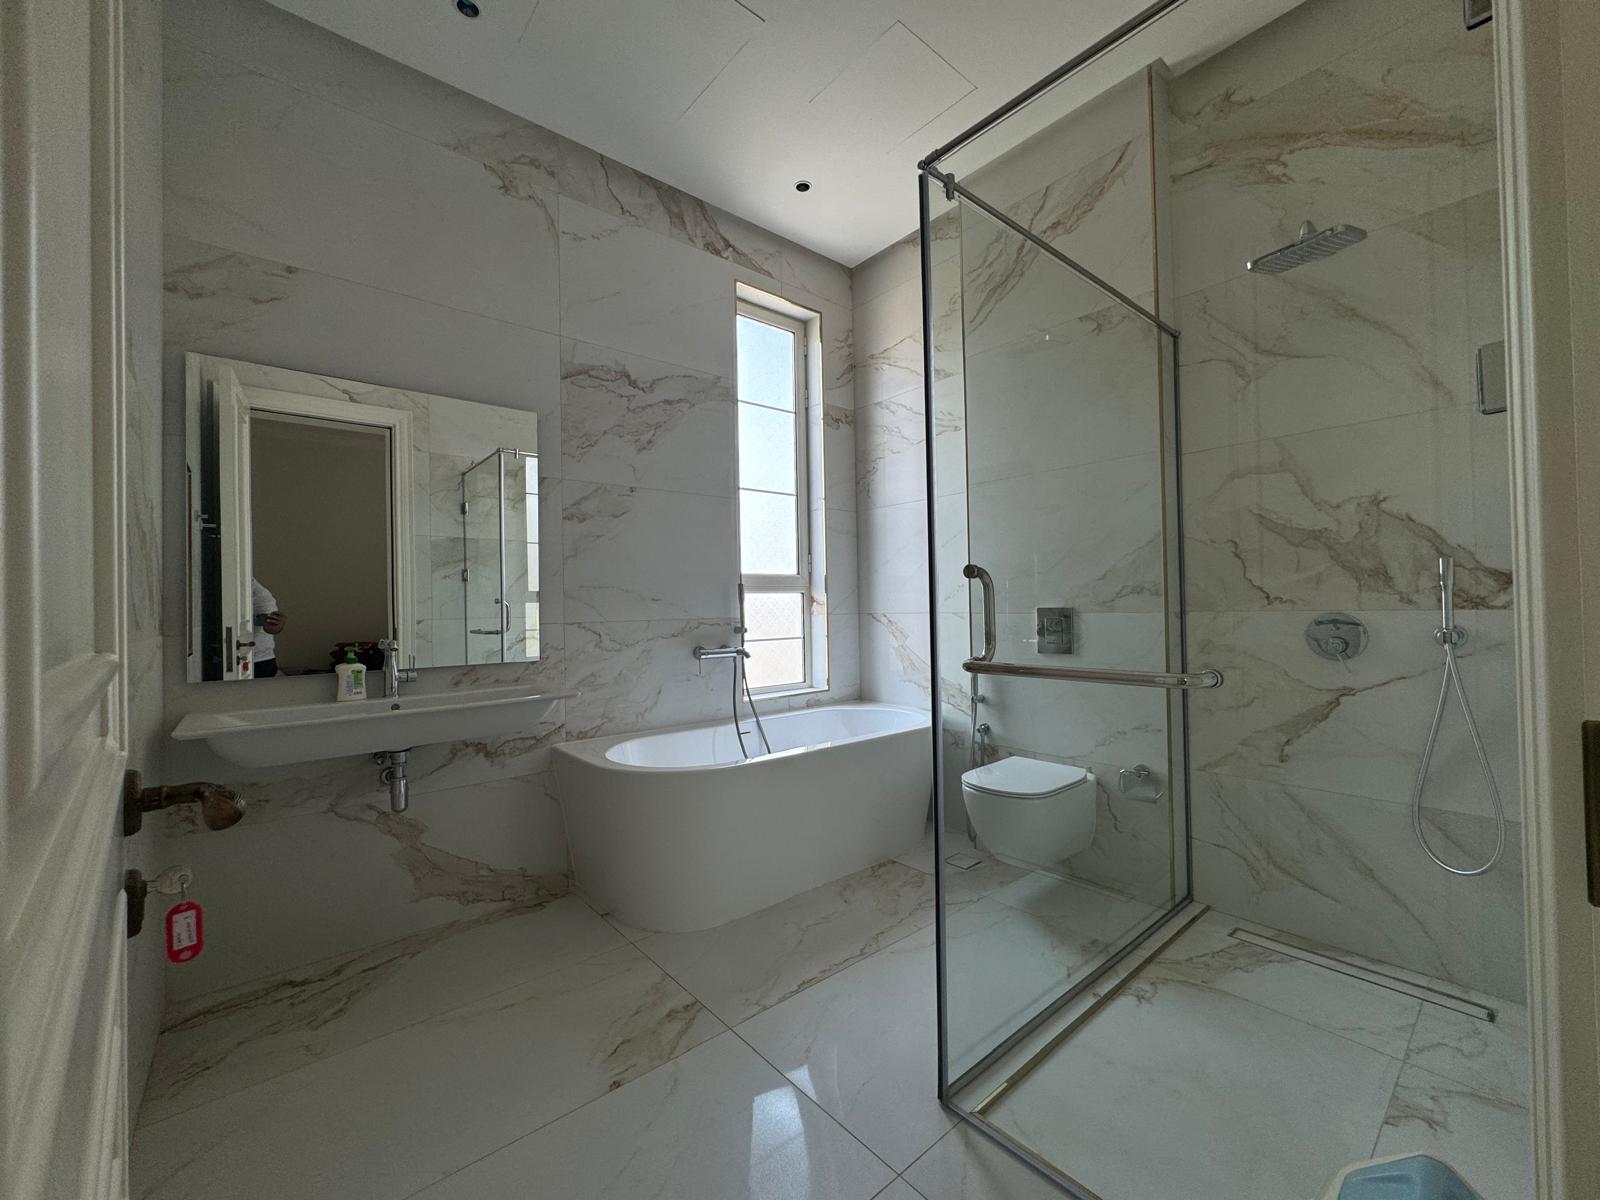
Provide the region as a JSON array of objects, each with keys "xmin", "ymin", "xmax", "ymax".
[
  {"xmin": 794, "ymin": 180, "xmax": 812, "ymax": 193},
  {"xmin": 455, "ymin": 0, "xmax": 481, "ymax": 17}
]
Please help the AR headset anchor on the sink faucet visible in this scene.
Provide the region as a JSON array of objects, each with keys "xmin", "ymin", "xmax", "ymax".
[{"xmin": 377, "ymin": 638, "xmax": 419, "ymax": 698}]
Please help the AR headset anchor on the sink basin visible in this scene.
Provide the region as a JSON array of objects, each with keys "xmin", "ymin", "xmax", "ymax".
[{"xmin": 171, "ymin": 685, "xmax": 576, "ymax": 767}]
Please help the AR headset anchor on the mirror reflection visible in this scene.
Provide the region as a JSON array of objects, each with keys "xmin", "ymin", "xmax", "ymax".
[{"xmin": 185, "ymin": 353, "xmax": 539, "ymax": 682}]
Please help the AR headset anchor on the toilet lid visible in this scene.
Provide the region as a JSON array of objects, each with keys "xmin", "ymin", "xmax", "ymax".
[{"xmin": 962, "ymin": 756, "xmax": 1089, "ymax": 799}]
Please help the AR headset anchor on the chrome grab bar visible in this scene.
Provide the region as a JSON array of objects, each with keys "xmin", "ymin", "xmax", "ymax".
[
  {"xmin": 961, "ymin": 659, "xmax": 1224, "ymax": 690},
  {"xmin": 964, "ymin": 564, "xmax": 997, "ymax": 662}
]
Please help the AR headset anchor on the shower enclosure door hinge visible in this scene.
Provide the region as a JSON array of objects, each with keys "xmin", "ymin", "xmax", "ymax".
[
  {"xmin": 460, "ymin": 500, "xmax": 469, "ymax": 515},
  {"xmin": 1583, "ymin": 721, "xmax": 1600, "ymax": 907}
]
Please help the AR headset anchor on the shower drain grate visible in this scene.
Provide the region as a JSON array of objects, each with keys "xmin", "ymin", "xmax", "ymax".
[{"xmin": 1227, "ymin": 927, "xmax": 1497, "ymax": 1022}]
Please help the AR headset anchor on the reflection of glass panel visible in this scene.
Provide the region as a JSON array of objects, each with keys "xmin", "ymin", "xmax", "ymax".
[
  {"xmin": 744, "ymin": 638, "xmax": 804, "ymax": 689},
  {"xmin": 736, "ymin": 315, "xmax": 796, "ymax": 411},
  {"xmin": 745, "ymin": 591, "xmax": 804, "ymax": 641},
  {"xmin": 739, "ymin": 490, "xmax": 797, "ymax": 576}
]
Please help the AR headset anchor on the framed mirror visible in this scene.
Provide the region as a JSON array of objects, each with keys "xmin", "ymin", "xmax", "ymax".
[{"xmin": 184, "ymin": 354, "xmax": 540, "ymax": 681}]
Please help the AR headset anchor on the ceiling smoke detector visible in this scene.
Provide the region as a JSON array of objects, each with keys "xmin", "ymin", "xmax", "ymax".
[
  {"xmin": 794, "ymin": 180, "xmax": 812, "ymax": 193},
  {"xmin": 455, "ymin": 0, "xmax": 480, "ymax": 17}
]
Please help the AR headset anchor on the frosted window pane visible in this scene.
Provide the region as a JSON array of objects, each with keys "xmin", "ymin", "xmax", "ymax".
[
  {"xmin": 737, "ymin": 315, "xmax": 796, "ymax": 412},
  {"xmin": 745, "ymin": 591, "xmax": 804, "ymax": 641},
  {"xmin": 740, "ymin": 490, "xmax": 797, "ymax": 575},
  {"xmin": 739, "ymin": 403, "xmax": 796, "ymax": 494},
  {"xmin": 745, "ymin": 638, "xmax": 805, "ymax": 689}
]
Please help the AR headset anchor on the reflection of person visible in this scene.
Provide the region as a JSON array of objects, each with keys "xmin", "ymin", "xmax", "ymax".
[{"xmin": 251, "ymin": 578, "xmax": 286, "ymax": 678}]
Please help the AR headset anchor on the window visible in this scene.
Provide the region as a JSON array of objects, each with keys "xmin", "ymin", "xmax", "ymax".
[{"xmin": 736, "ymin": 297, "xmax": 812, "ymax": 691}]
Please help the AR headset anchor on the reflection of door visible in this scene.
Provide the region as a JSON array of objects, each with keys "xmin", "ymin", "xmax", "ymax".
[
  {"xmin": 212, "ymin": 365, "xmax": 255, "ymax": 679},
  {"xmin": 1, "ymin": 0, "xmax": 133, "ymax": 1193}
]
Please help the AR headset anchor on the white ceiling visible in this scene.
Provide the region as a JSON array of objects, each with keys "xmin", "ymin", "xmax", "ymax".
[{"xmin": 266, "ymin": 0, "xmax": 1298, "ymax": 266}]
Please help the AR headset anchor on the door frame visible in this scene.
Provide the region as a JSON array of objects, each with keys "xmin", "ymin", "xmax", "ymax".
[{"xmin": 1496, "ymin": 0, "xmax": 1600, "ymax": 1195}]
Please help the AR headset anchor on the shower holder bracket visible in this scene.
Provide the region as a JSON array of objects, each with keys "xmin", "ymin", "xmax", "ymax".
[{"xmin": 1305, "ymin": 613, "xmax": 1368, "ymax": 663}]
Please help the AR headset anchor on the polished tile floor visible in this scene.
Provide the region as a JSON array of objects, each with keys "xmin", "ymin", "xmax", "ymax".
[
  {"xmin": 130, "ymin": 828, "xmax": 1532, "ymax": 1200},
  {"xmin": 969, "ymin": 911, "xmax": 1535, "ymax": 1200}
]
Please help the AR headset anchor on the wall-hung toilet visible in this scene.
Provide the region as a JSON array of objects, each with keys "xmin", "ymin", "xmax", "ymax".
[{"xmin": 961, "ymin": 756, "xmax": 1097, "ymax": 869}]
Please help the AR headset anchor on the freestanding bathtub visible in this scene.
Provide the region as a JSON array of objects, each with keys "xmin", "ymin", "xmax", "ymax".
[{"xmin": 554, "ymin": 702, "xmax": 932, "ymax": 932}]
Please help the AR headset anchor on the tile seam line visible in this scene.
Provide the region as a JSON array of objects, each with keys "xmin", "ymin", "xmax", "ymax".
[{"xmin": 169, "ymin": 235, "xmax": 563, "ymax": 340}]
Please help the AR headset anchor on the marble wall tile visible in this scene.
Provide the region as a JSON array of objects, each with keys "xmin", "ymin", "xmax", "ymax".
[
  {"xmin": 854, "ymin": 279, "xmax": 924, "ymax": 410},
  {"xmin": 165, "ymin": 0, "xmax": 563, "ymax": 201},
  {"xmin": 557, "ymin": 196, "xmax": 737, "ymax": 379},
  {"xmin": 963, "ymin": 305, "xmax": 1167, "ymax": 487},
  {"xmin": 1188, "ymin": 609, "xmax": 1520, "ymax": 818},
  {"xmin": 822, "ymin": 508, "xmax": 860, "ymax": 617},
  {"xmin": 1182, "ymin": 407, "xmax": 1512, "ymax": 613},
  {"xmin": 558, "ymin": 619, "xmax": 737, "ymax": 742},
  {"xmin": 852, "ymin": 234, "xmax": 921, "ymax": 310},
  {"xmin": 859, "ymin": 501, "xmax": 931, "ymax": 615},
  {"xmin": 560, "ymin": 339, "xmax": 734, "ymax": 497},
  {"xmin": 1190, "ymin": 771, "xmax": 1525, "ymax": 1000},
  {"xmin": 561, "ymin": 481, "xmax": 736, "ymax": 623},
  {"xmin": 857, "ymin": 390, "xmax": 929, "ymax": 511},
  {"xmin": 860, "ymin": 612, "xmax": 934, "ymax": 710},
  {"xmin": 131, "ymin": 945, "xmax": 724, "ymax": 1200},
  {"xmin": 165, "ymin": 40, "xmax": 560, "ymax": 331},
  {"xmin": 1177, "ymin": 190, "xmax": 1502, "ymax": 454},
  {"xmin": 968, "ymin": 452, "xmax": 1166, "ymax": 615},
  {"xmin": 1168, "ymin": 5, "xmax": 1497, "ymax": 297},
  {"xmin": 161, "ymin": 236, "xmax": 564, "ymax": 418}
]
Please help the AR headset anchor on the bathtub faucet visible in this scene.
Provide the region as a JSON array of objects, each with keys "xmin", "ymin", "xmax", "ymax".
[{"xmin": 693, "ymin": 644, "xmax": 750, "ymax": 673}]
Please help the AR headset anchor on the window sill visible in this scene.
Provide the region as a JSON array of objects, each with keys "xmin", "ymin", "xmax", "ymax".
[{"xmin": 750, "ymin": 682, "xmax": 829, "ymax": 702}]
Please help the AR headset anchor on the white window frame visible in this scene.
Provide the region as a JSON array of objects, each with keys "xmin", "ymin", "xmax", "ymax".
[{"xmin": 736, "ymin": 295, "xmax": 813, "ymax": 693}]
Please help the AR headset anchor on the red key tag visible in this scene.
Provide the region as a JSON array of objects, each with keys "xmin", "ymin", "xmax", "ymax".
[{"xmin": 165, "ymin": 900, "xmax": 204, "ymax": 963}]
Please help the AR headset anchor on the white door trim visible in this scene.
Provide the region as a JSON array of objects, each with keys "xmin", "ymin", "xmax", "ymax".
[{"xmin": 1496, "ymin": 0, "xmax": 1600, "ymax": 1196}]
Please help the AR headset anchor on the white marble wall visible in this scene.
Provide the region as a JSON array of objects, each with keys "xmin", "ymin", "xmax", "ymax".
[
  {"xmin": 1168, "ymin": 0, "xmax": 1522, "ymax": 1000},
  {"xmin": 156, "ymin": 0, "xmax": 855, "ymax": 1004}
]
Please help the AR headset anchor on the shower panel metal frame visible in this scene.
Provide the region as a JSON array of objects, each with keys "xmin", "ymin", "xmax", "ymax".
[
  {"xmin": 460, "ymin": 446, "xmax": 537, "ymax": 664},
  {"xmin": 918, "ymin": 2, "xmax": 1202, "ymax": 1191}
]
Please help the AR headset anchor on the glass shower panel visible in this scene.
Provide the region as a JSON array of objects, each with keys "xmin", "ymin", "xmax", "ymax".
[
  {"xmin": 460, "ymin": 453, "xmax": 504, "ymax": 664},
  {"xmin": 941, "ymin": 192, "xmax": 1189, "ymax": 1082}
]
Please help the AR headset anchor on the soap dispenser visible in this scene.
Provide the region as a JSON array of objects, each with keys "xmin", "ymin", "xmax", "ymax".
[{"xmin": 335, "ymin": 647, "xmax": 367, "ymax": 702}]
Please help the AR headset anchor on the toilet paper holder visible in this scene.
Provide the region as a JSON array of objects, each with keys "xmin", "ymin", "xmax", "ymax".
[{"xmin": 1118, "ymin": 764, "xmax": 1166, "ymax": 803}]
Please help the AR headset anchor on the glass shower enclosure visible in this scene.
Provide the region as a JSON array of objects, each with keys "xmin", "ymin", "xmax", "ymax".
[{"xmin": 920, "ymin": 0, "xmax": 1522, "ymax": 1194}]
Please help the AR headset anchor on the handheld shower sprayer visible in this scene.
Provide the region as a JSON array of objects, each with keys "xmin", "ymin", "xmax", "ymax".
[{"xmin": 1409, "ymin": 556, "xmax": 1505, "ymax": 876}]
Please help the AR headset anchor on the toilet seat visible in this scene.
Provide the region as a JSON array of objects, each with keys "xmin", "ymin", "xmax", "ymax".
[{"xmin": 962, "ymin": 756, "xmax": 1089, "ymax": 800}]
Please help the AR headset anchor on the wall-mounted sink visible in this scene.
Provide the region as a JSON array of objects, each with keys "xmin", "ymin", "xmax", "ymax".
[{"xmin": 171, "ymin": 685, "xmax": 575, "ymax": 768}]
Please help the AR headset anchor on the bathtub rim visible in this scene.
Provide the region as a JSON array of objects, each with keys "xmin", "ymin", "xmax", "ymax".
[{"xmin": 553, "ymin": 700, "xmax": 932, "ymax": 775}]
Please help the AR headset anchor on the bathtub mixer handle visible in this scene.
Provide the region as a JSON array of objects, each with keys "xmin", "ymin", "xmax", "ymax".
[{"xmin": 692, "ymin": 644, "xmax": 750, "ymax": 675}]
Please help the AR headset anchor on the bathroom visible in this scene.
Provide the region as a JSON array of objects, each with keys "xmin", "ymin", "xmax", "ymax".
[{"xmin": 5, "ymin": 0, "xmax": 1598, "ymax": 1198}]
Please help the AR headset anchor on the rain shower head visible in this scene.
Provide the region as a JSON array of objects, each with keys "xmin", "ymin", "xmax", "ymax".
[{"xmin": 1245, "ymin": 221, "xmax": 1367, "ymax": 274}]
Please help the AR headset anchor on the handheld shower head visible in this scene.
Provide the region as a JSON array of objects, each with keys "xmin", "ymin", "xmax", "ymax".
[{"xmin": 1246, "ymin": 221, "xmax": 1367, "ymax": 274}]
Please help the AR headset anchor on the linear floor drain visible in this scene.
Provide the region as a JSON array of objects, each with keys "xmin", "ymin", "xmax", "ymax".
[{"xmin": 1228, "ymin": 928, "xmax": 1497, "ymax": 1022}]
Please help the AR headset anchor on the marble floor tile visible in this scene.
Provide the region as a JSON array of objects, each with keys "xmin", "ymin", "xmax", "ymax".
[
  {"xmin": 984, "ymin": 976, "xmax": 1405, "ymax": 1200},
  {"xmin": 738, "ymin": 928, "xmax": 952, "ymax": 1171},
  {"xmin": 409, "ymin": 1032, "xmax": 894, "ymax": 1200},
  {"xmin": 636, "ymin": 860, "xmax": 934, "ymax": 1025},
  {"xmin": 903, "ymin": 1125, "xmax": 1063, "ymax": 1200},
  {"xmin": 874, "ymin": 1180, "xmax": 930, "ymax": 1200},
  {"xmin": 945, "ymin": 898, "xmax": 1135, "ymax": 1079},
  {"xmin": 895, "ymin": 822, "xmax": 937, "ymax": 873},
  {"xmin": 139, "ymin": 897, "xmax": 624, "ymax": 1124},
  {"xmin": 1137, "ymin": 912, "xmax": 1423, "ymax": 1060},
  {"xmin": 1403, "ymin": 1000, "xmax": 1530, "ymax": 1105},
  {"xmin": 1372, "ymin": 1063, "xmax": 1533, "ymax": 1200},
  {"xmin": 130, "ymin": 945, "xmax": 722, "ymax": 1200}
]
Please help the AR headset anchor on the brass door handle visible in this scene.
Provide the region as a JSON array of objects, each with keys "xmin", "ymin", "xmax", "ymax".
[{"xmin": 122, "ymin": 770, "xmax": 245, "ymax": 836}]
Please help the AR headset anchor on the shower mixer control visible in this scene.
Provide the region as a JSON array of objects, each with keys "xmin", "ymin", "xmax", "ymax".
[{"xmin": 1305, "ymin": 613, "xmax": 1368, "ymax": 663}]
